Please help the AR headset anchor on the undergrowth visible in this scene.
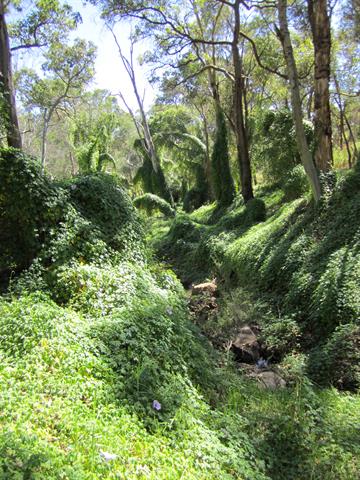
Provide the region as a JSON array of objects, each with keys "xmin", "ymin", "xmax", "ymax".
[
  {"xmin": 154, "ymin": 164, "xmax": 360, "ymax": 389},
  {"xmin": 149, "ymin": 164, "xmax": 360, "ymax": 478},
  {"xmin": 0, "ymin": 148, "xmax": 267, "ymax": 479},
  {"xmin": 1, "ymin": 148, "xmax": 359, "ymax": 479}
]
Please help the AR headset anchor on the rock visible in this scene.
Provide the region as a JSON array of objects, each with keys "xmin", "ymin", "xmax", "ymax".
[
  {"xmin": 238, "ymin": 363, "xmax": 258, "ymax": 377},
  {"xmin": 257, "ymin": 371, "xmax": 286, "ymax": 390},
  {"xmin": 191, "ymin": 280, "xmax": 217, "ymax": 296},
  {"xmin": 189, "ymin": 294, "xmax": 218, "ymax": 324},
  {"xmin": 238, "ymin": 363, "xmax": 286, "ymax": 390},
  {"xmin": 231, "ymin": 325, "xmax": 260, "ymax": 362}
]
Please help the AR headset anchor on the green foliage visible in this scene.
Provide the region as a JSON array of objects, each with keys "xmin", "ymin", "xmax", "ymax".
[
  {"xmin": 252, "ymin": 110, "xmax": 313, "ymax": 183},
  {"xmin": 134, "ymin": 144, "xmax": 172, "ymax": 204},
  {"xmin": 18, "ymin": 39, "xmax": 96, "ymax": 114},
  {"xmin": 65, "ymin": 173, "xmax": 143, "ymax": 256},
  {"xmin": 282, "ymin": 164, "xmax": 310, "ymax": 200},
  {"xmin": 148, "ymin": 102, "xmax": 210, "ymax": 207},
  {"xmin": 308, "ymin": 324, "xmax": 360, "ymax": 390},
  {"xmin": 0, "ymin": 158, "xmax": 269, "ymax": 479},
  {"xmin": 156, "ymin": 214, "xmax": 211, "ymax": 284},
  {"xmin": 245, "ymin": 198, "xmax": 267, "ymax": 222},
  {"xmin": 153, "ymin": 165, "xmax": 360, "ymax": 397},
  {"xmin": 211, "ymin": 109, "xmax": 235, "ymax": 207},
  {"xmin": 70, "ymin": 91, "xmax": 123, "ymax": 174},
  {"xmin": 225, "ymin": 376, "xmax": 360, "ymax": 480},
  {"xmin": 0, "ymin": 148, "xmax": 144, "ymax": 283},
  {"xmin": 0, "ymin": 148, "xmax": 66, "ymax": 273},
  {"xmin": 183, "ymin": 164, "xmax": 209, "ymax": 212},
  {"xmin": 9, "ymin": 0, "xmax": 81, "ymax": 50},
  {"xmin": 260, "ymin": 315, "xmax": 301, "ymax": 359},
  {"xmin": 134, "ymin": 193, "xmax": 175, "ymax": 217},
  {"xmin": 222, "ymin": 167, "xmax": 360, "ymax": 344}
]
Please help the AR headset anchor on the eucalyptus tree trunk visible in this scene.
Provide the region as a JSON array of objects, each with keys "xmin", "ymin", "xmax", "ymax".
[
  {"xmin": 0, "ymin": 0, "xmax": 22, "ymax": 149},
  {"xmin": 233, "ymin": 0, "xmax": 253, "ymax": 203},
  {"xmin": 277, "ymin": 0, "xmax": 321, "ymax": 203},
  {"xmin": 41, "ymin": 111, "xmax": 49, "ymax": 173},
  {"xmin": 111, "ymin": 30, "xmax": 172, "ymax": 203},
  {"xmin": 308, "ymin": 0, "xmax": 333, "ymax": 171}
]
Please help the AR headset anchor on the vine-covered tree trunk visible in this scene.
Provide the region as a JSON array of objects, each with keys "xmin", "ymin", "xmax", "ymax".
[
  {"xmin": 208, "ymin": 69, "xmax": 234, "ymax": 205},
  {"xmin": 233, "ymin": 0, "xmax": 254, "ymax": 203},
  {"xmin": 0, "ymin": 0, "xmax": 22, "ymax": 149},
  {"xmin": 277, "ymin": 0, "xmax": 321, "ymax": 202},
  {"xmin": 211, "ymin": 106, "xmax": 235, "ymax": 206},
  {"xmin": 308, "ymin": 0, "xmax": 333, "ymax": 172}
]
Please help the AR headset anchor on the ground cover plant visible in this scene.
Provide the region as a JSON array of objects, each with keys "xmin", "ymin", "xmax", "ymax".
[
  {"xmin": 0, "ymin": 148, "xmax": 269, "ymax": 479},
  {"xmin": 149, "ymin": 164, "xmax": 360, "ymax": 479},
  {"xmin": 1, "ymin": 0, "xmax": 359, "ymax": 476}
]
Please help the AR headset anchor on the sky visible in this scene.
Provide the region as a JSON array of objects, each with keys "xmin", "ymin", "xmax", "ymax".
[{"xmin": 12, "ymin": 0, "xmax": 156, "ymax": 111}]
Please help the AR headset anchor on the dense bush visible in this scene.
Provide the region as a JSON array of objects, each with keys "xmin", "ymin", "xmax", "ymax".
[
  {"xmin": 282, "ymin": 165, "xmax": 309, "ymax": 200},
  {"xmin": 0, "ymin": 148, "xmax": 66, "ymax": 274},
  {"xmin": 0, "ymin": 151, "xmax": 273, "ymax": 479},
  {"xmin": 251, "ymin": 109, "xmax": 313, "ymax": 183},
  {"xmin": 245, "ymin": 198, "xmax": 267, "ymax": 222},
  {"xmin": 2, "ymin": 148, "xmax": 360, "ymax": 479},
  {"xmin": 65, "ymin": 173, "xmax": 143, "ymax": 256},
  {"xmin": 134, "ymin": 193, "xmax": 175, "ymax": 217},
  {"xmin": 153, "ymin": 165, "xmax": 360, "ymax": 391},
  {"xmin": 0, "ymin": 291, "xmax": 270, "ymax": 479},
  {"xmin": 308, "ymin": 324, "xmax": 360, "ymax": 390},
  {"xmin": 0, "ymin": 149, "xmax": 144, "ymax": 283}
]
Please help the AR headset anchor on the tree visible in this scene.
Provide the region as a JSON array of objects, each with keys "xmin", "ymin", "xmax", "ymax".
[
  {"xmin": 211, "ymin": 107, "xmax": 235, "ymax": 206},
  {"xmin": 91, "ymin": 0, "xmax": 256, "ymax": 202},
  {"xmin": 0, "ymin": 0, "xmax": 21, "ymax": 148},
  {"xmin": 109, "ymin": 31, "xmax": 172, "ymax": 203},
  {"xmin": 148, "ymin": 104, "xmax": 211, "ymax": 207},
  {"xmin": 276, "ymin": 0, "xmax": 321, "ymax": 202},
  {"xmin": 1, "ymin": 0, "xmax": 81, "ymax": 150},
  {"xmin": 307, "ymin": 0, "xmax": 333, "ymax": 171},
  {"xmin": 70, "ymin": 90, "xmax": 125, "ymax": 174},
  {"xmin": 17, "ymin": 39, "xmax": 96, "ymax": 172}
]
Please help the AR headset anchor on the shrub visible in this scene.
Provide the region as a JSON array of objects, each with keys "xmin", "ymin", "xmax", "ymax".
[
  {"xmin": 134, "ymin": 193, "xmax": 175, "ymax": 217},
  {"xmin": 183, "ymin": 187, "xmax": 207, "ymax": 213},
  {"xmin": 0, "ymin": 148, "xmax": 66, "ymax": 274},
  {"xmin": 308, "ymin": 324, "xmax": 360, "ymax": 390},
  {"xmin": 245, "ymin": 198, "xmax": 266, "ymax": 222},
  {"xmin": 282, "ymin": 165, "xmax": 309, "ymax": 200},
  {"xmin": 157, "ymin": 214, "xmax": 210, "ymax": 283},
  {"xmin": 65, "ymin": 173, "xmax": 143, "ymax": 255},
  {"xmin": 260, "ymin": 315, "xmax": 301, "ymax": 360}
]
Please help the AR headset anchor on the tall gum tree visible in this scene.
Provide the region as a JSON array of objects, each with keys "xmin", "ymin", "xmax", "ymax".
[
  {"xmin": 0, "ymin": 0, "xmax": 21, "ymax": 148},
  {"xmin": 308, "ymin": 0, "xmax": 333, "ymax": 171},
  {"xmin": 1, "ymin": 0, "xmax": 81, "ymax": 150},
  {"xmin": 276, "ymin": 0, "xmax": 322, "ymax": 202},
  {"xmin": 17, "ymin": 39, "xmax": 96, "ymax": 172},
  {"xmin": 91, "ymin": 0, "xmax": 255, "ymax": 202},
  {"xmin": 109, "ymin": 31, "xmax": 172, "ymax": 203}
]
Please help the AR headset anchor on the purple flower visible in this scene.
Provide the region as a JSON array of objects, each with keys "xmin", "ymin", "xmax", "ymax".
[{"xmin": 152, "ymin": 400, "xmax": 161, "ymax": 411}]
